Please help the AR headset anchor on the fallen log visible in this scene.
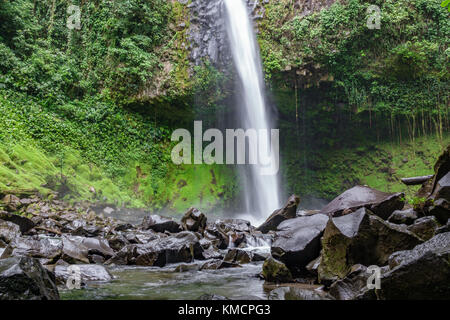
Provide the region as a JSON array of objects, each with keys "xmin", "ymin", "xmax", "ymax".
[{"xmin": 401, "ymin": 175, "xmax": 434, "ymax": 186}]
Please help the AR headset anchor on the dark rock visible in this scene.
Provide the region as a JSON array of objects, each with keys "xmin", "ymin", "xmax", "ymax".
[
  {"xmin": 328, "ymin": 264, "xmax": 377, "ymax": 300},
  {"xmin": 89, "ymin": 254, "xmax": 105, "ymax": 264},
  {"xmin": 268, "ymin": 286, "xmax": 332, "ymax": 300},
  {"xmin": 305, "ymin": 256, "xmax": 321, "ymax": 277},
  {"xmin": 0, "ymin": 257, "xmax": 59, "ymax": 300},
  {"xmin": 141, "ymin": 215, "xmax": 181, "ymax": 233},
  {"xmin": 407, "ymin": 216, "xmax": 438, "ymax": 241},
  {"xmin": 181, "ymin": 208, "xmax": 207, "ymax": 234},
  {"xmin": 380, "ymin": 232, "xmax": 450, "ymax": 299},
  {"xmin": 114, "ymin": 223, "xmax": 134, "ymax": 232},
  {"xmin": 200, "ymin": 259, "xmax": 241, "ymax": 270},
  {"xmin": 107, "ymin": 234, "xmax": 129, "ymax": 251},
  {"xmin": 436, "ymin": 219, "xmax": 450, "ymax": 234},
  {"xmin": 388, "ymin": 208, "xmax": 419, "ymax": 225},
  {"xmin": 61, "ymin": 236, "xmax": 89, "ymax": 264},
  {"xmin": 257, "ymin": 195, "xmax": 300, "ymax": 233},
  {"xmin": 0, "ymin": 211, "xmax": 35, "ymax": 233},
  {"xmin": 223, "ymin": 249, "xmax": 265, "ymax": 265},
  {"xmin": 271, "ymin": 214, "xmax": 329, "ymax": 274},
  {"xmin": 107, "ymin": 231, "xmax": 203, "ymax": 267},
  {"xmin": 174, "ymin": 264, "xmax": 201, "ymax": 272},
  {"xmin": 0, "ymin": 220, "xmax": 20, "ymax": 244},
  {"xmin": 4, "ymin": 237, "xmax": 62, "ymax": 263},
  {"xmin": 54, "ymin": 264, "xmax": 112, "ymax": 286},
  {"xmin": 428, "ymin": 198, "xmax": 450, "ymax": 225},
  {"xmin": 77, "ymin": 236, "xmax": 115, "ymax": 258},
  {"xmin": 261, "ymin": 257, "xmax": 293, "ymax": 283},
  {"xmin": 198, "ymin": 294, "xmax": 231, "ymax": 300},
  {"xmin": 318, "ymin": 208, "xmax": 422, "ymax": 283},
  {"xmin": 431, "ymin": 171, "xmax": 450, "ymax": 201},
  {"xmin": 319, "ymin": 185, "xmax": 405, "ymax": 219},
  {"xmin": 1, "ymin": 194, "xmax": 22, "ymax": 212}
]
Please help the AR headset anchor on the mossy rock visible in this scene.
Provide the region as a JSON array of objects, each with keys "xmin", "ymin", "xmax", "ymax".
[{"xmin": 262, "ymin": 257, "xmax": 293, "ymax": 283}]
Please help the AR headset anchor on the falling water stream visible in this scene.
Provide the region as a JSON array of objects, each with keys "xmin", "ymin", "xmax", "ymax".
[{"xmin": 223, "ymin": 0, "xmax": 281, "ymax": 224}]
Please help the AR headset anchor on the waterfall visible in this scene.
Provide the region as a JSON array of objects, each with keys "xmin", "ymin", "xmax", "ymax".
[{"xmin": 223, "ymin": 0, "xmax": 281, "ymax": 224}]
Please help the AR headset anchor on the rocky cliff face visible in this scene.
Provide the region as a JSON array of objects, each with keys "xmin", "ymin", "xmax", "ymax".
[{"xmin": 182, "ymin": 0, "xmax": 269, "ymax": 68}]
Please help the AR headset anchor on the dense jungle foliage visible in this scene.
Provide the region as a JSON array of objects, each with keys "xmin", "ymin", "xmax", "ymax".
[{"xmin": 0, "ymin": 0, "xmax": 448, "ymax": 214}]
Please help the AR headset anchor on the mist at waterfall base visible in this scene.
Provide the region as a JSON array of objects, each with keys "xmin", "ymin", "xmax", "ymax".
[{"xmin": 221, "ymin": 0, "xmax": 282, "ymax": 226}]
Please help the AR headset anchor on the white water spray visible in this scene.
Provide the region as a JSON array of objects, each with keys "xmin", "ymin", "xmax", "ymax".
[{"xmin": 223, "ymin": 0, "xmax": 281, "ymax": 224}]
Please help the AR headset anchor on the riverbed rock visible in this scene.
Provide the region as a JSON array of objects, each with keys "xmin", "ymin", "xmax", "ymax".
[
  {"xmin": 328, "ymin": 264, "xmax": 377, "ymax": 300},
  {"xmin": 257, "ymin": 195, "xmax": 300, "ymax": 233},
  {"xmin": 388, "ymin": 208, "xmax": 419, "ymax": 225},
  {"xmin": 54, "ymin": 264, "xmax": 112, "ymax": 286},
  {"xmin": 318, "ymin": 208, "xmax": 422, "ymax": 283},
  {"xmin": 61, "ymin": 236, "xmax": 90, "ymax": 264},
  {"xmin": 268, "ymin": 286, "xmax": 332, "ymax": 300},
  {"xmin": 3, "ymin": 236, "xmax": 63, "ymax": 263},
  {"xmin": 223, "ymin": 248, "xmax": 265, "ymax": 265},
  {"xmin": 0, "ymin": 211, "xmax": 35, "ymax": 233},
  {"xmin": 0, "ymin": 257, "xmax": 59, "ymax": 300},
  {"xmin": 407, "ymin": 216, "xmax": 439, "ymax": 241},
  {"xmin": 141, "ymin": 214, "xmax": 181, "ymax": 233},
  {"xmin": 1, "ymin": 194, "xmax": 22, "ymax": 212},
  {"xmin": 200, "ymin": 259, "xmax": 241, "ymax": 270},
  {"xmin": 0, "ymin": 220, "xmax": 20, "ymax": 244},
  {"xmin": 107, "ymin": 231, "xmax": 204, "ymax": 267},
  {"xmin": 271, "ymin": 214, "xmax": 329, "ymax": 274},
  {"xmin": 428, "ymin": 198, "xmax": 450, "ymax": 225},
  {"xmin": 319, "ymin": 185, "xmax": 405, "ymax": 219},
  {"xmin": 379, "ymin": 232, "xmax": 450, "ymax": 299},
  {"xmin": 181, "ymin": 208, "xmax": 207, "ymax": 233},
  {"xmin": 262, "ymin": 257, "xmax": 293, "ymax": 283}
]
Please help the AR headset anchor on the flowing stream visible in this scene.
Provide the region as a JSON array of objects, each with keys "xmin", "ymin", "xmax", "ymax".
[{"xmin": 223, "ymin": 0, "xmax": 281, "ymax": 224}]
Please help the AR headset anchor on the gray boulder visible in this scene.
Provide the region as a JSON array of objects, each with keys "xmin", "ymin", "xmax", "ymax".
[
  {"xmin": 261, "ymin": 257, "xmax": 293, "ymax": 283},
  {"xmin": 319, "ymin": 185, "xmax": 405, "ymax": 219},
  {"xmin": 271, "ymin": 214, "xmax": 329, "ymax": 274},
  {"xmin": 257, "ymin": 195, "xmax": 300, "ymax": 233},
  {"xmin": 379, "ymin": 232, "xmax": 450, "ymax": 299},
  {"xmin": 141, "ymin": 214, "xmax": 181, "ymax": 233},
  {"xmin": 318, "ymin": 208, "xmax": 422, "ymax": 283},
  {"xmin": 388, "ymin": 208, "xmax": 419, "ymax": 225},
  {"xmin": 181, "ymin": 208, "xmax": 207, "ymax": 233},
  {"xmin": 54, "ymin": 264, "xmax": 112, "ymax": 286},
  {"xmin": 407, "ymin": 216, "xmax": 439, "ymax": 241},
  {"xmin": 0, "ymin": 257, "xmax": 59, "ymax": 300}
]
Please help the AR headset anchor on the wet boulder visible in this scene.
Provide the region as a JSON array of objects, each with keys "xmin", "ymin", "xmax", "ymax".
[
  {"xmin": 107, "ymin": 231, "xmax": 203, "ymax": 267},
  {"xmin": 0, "ymin": 220, "xmax": 20, "ymax": 244},
  {"xmin": 268, "ymin": 286, "xmax": 332, "ymax": 300},
  {"xmin": 200, "ymin": 259, "xmax": 241, "ymax": 270},
  {"xmin": 319, "ymin": 185, "xmax": 405, "ymax": 220},
  {"xmin": 1, "ymin": 194, "xmax": 22, "ymax": 212},
  {"xmin": 0, "ymin": 211, "xmax": 35, "ymax": 233},
  {"xmin": 431, "ymin": 171, "xmax": 450, "ymax": 201},
  {"xmin": 388, "ymin": 208, "xmax": 419, "ymax": 225},
  {"xmin": 3, "ymin": 236, "xmax": 62, "ymax": 263},
  {"xmin": 61, "ymin": 236, "xmax": 90, "ymax": 264},
  {"xmin": 262, "ymin": 257, "xmax": 293, "ymax": 283},
  {"xmin": 328, "ymin": 264, "xmax": 378, "ymax": 300},
  {"xmin": 271, "ymin": 214, "xmax": 329, "ymax": 274},
  {"xmin": 181, "ymin": 208, "xmax": 207, "ymax": 233},
  {"xmin": 428, "ymin": 198, "xmax": 450, "ymax": 225},
  {"xmin": 0, "ymin": 257, "xmax": 59, "ymax": 300},
  {"xmin": 407, "ymin": 216, "xmax": 439, "ymax": 241},
  {"xmin": 65, "ymin": 219, "xmax": 101, "ymax": 237},
  {"xmin": 141, "ymin": 214, "xmax": 181, "ymax": 233},
  {"xmin": 223, "ymin": 249, "xmax": 265, "ymax": 265},
  {"xmin": 54, "ymin": 264, "xmax": 112, "ymax": 286},
  {"xmin": 76, "ymin": 237, "xmax": 115, "ymax": 259},
  {"xmin": 379, "ymin": 232, "xmax": 450, "ymax": 299},
  {"xmin": 198, "ymin": 294, "xmax": 231, "ymax": 300},
  {"xmin": 257, "ymin": 195, "xmax": 300, "ymax": 234},
  {"xmin": 318, "ymin": 208, "xmax": 422, "ymax": 283}
]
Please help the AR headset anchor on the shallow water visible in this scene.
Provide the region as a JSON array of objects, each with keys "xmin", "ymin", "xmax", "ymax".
[{"xmin": 60, "ymin": 262, "xmax": 268, "ymax": 300}]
